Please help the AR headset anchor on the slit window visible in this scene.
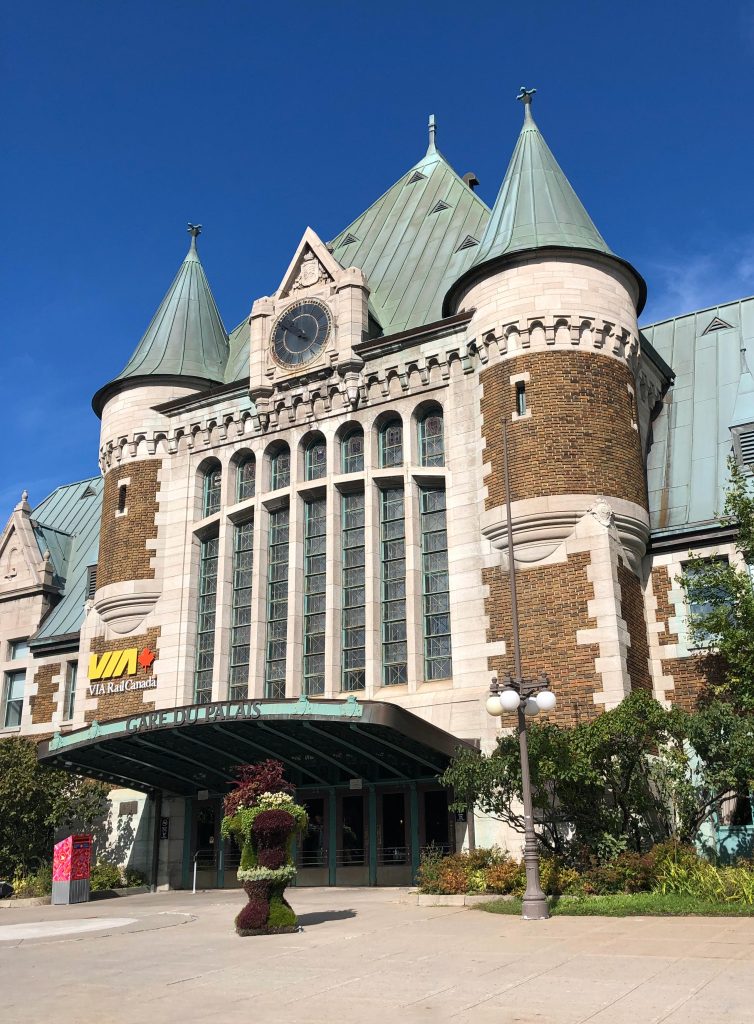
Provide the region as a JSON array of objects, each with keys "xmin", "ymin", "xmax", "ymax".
[
  {"xmin": 117, "ymin": 482, "xmax": 127, "ymax": 514},
  {"xmin": 63, "ymin": 662, "xmax": 78, "ymax": 720},
  {"xmin": 515, "ymin": 382, "xmax": 527, "ymax": 417}
]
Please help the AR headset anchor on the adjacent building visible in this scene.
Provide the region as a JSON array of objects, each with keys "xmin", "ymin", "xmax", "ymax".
[{"xmin": 2, "ymin": 92, "xmax": 752, "ymax": 886}]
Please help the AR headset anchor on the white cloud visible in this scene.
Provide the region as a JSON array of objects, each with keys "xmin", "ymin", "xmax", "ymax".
[{"xmin": 641, "ymin": 235, "xmax": 754, "ymax": 325}]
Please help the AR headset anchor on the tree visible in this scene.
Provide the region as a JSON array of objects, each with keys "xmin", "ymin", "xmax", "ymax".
[
  {"xmin": 679, "ymin": 457, "xmax": 754, "ymax": 710},
  {"xmin": 442, "ymin": 691, "xmax": 679, "ymax": 856},
  {"xmin": 0, "ymin": 737, "xmax": 109, "ymax": 878}
]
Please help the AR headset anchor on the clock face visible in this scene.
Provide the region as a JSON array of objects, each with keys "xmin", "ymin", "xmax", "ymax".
[{"xmin": 271, "ymin": 299, "xmax": 332, "ymax": 368}]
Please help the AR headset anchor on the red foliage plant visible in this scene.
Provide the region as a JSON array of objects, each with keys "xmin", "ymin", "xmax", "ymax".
[{"xmin": 223, "ymin": 760, "xmax": 294, "ymax": 816}]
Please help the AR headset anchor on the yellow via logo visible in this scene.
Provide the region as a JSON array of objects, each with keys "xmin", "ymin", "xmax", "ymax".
[{"xmin": 88, "ymin": 649, "xmax": 138, "ymax": 681}]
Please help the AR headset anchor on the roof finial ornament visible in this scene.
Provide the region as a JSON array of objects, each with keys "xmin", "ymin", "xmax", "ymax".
[
  {"xmin": 427, "ymin": 113, "xmax": 437, "ymax": 155},
  {"xmin": 187, "ymin": 223, "xmax": 202, "ymax": 252},
  {"xmin": 517, "ymin": 86, "xmax": 536, "ymax": 125}
]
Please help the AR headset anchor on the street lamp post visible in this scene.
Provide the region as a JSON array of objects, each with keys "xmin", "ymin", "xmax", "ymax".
[{"xmin": 484, "ymin": 418, "xmax": 556, "ymax": 921}]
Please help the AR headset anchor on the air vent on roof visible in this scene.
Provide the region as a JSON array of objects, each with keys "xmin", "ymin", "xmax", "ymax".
[
  {"xmin": 703, "ymin": 316, "xmax": 735, "ymax": 335},
  {"xmin": 340, "ymin": 233, "xmax": 359, "ymax": 246},
  {"xmin": 407, "ymin": 171, "xmax": 426, "ymax": 185},
  {"xmin": 80, "ymin": 485, "xmax": 96, "ymax": 498},
  {"xmin": 740, "ymin": 431, "xmax": 754, "ymax": 464},
  {"xmin": 456, "ymin": 235, "xmax": 480, "ymax": 252},
  {"xmin": 429, "ymin": 200, "xmax": 451, "ymax": 215}
]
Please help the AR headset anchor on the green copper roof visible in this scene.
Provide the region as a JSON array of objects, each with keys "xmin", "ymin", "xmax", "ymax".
[
  {"xmin": 470, "ymin": 89, "xmax": 612, "ymax": 269},
  {"xmin": 328, "ymin": 118, "xmax": 490, "ymax": 336},
  {"xmin": 94, "ymin": 226, "xmax": 229, "ymax": 411}
]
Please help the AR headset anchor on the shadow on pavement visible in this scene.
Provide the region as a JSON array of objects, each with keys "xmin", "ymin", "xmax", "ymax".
[{"xmin": 295, "ymin": 909, "xmax": 357, "ymax": 927}]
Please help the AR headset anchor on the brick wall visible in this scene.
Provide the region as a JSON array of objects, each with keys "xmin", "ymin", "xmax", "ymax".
[
  {"xmin": 97, "ymin": 461, "xmax": 159, "ymax": 588},
  {"xmin": 480, "ymin": 351, "xmax": 647, "ymax": 511},
  {"xmin": 617, "ymin": 559, "xmax": 652, "ymax": 692},
  {"xmin": 29, "ymin": 662, "xmax": 61, "ymax": 724},
  {"xmin": 483, "ymin": 551, "xmax": 602, "ymax": 726},
  {"xmin": 651, "ymin": 565, "xmax": 679, "ymax": 646},
  {"xmin": 84, "ymin": 627, "xmax": 159, "ymax": 722},
  {"xmin": 649, "ymin": 564, "xmax": 724, "ymax": 708}
]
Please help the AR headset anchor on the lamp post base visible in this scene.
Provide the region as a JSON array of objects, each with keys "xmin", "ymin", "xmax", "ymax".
[{"xmin": 521, "ymin": 893, "xmax": 550, "ymax": 920}]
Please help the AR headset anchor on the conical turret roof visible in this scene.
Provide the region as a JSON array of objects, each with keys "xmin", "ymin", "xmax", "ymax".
[
  {"xmin": 93, "ymin": 225, "xmax": 229, "ymax": 415},
  {"xmin": 444, "ymin": 89, "xmax": 645, "ymax": 316},
  {"xmin": 472, "ymin": 88, "xmax": 612, "ymax": 266}
]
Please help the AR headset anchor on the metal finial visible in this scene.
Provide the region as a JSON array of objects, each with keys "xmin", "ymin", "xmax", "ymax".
[
  {"xmin": 427, "ymin": 114, "xmax": 437, "ymax": 154},
  {"xmin": 21, "ymin": 489, "xmax": 28, "ymax": 502},
  {"xmin": 187, "ymin": 223, "xmax": 202, "ymax": 250},
  {"xmin": 517, "ymin": 86, "xmax": 536, "ymax": 124}
]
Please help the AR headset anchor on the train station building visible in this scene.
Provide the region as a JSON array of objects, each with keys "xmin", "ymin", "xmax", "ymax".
[{"xmin": 2, "ymin": 93, "xmax": 752, "ymax": 886}]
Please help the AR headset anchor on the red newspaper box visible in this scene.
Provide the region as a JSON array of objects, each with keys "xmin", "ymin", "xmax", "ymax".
[{"xmin": 52, "ymin": 834, "xmax": 92, "ymax": 904}]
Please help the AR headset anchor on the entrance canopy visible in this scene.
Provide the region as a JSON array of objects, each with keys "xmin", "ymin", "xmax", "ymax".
[{"xmin": 38, "ymin": 696, "xmax": 475, "ymax": 795}]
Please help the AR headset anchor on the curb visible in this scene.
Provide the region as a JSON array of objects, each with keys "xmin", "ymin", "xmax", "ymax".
[{"xmin": 408, "ymin": 893, "xmax": 514, "ymax": 907}]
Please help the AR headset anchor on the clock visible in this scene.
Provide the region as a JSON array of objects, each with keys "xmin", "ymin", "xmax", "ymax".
[{"xmin": 271, "ymin": 299, "xmax": 332, "ymax": 368}]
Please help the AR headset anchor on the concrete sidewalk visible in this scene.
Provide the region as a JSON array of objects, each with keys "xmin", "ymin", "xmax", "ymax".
[{"xmin": 2, "ymin": 887, "xmax": 753, "ymax": 1023}]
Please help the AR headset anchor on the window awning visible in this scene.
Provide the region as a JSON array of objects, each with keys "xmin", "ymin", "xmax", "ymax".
[{"xmin": 38, "ymin": 696, "xmax": 476, "ymax": 795}]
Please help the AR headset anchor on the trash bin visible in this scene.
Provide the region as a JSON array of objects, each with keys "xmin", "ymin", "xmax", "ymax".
[{"xmin": 52, "ymin": 834, "xmax": 92, "ymax": 904}]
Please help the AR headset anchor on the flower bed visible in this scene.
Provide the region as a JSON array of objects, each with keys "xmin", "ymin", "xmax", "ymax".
[{"xmin": 417, "ymin": 844, "xmax": 754, "ymax": 905}]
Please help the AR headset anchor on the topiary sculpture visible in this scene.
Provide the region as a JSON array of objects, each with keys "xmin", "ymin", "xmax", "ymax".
[{"xmin": 221, "ymin": 761, "xmax": 308, "ymax": 936}]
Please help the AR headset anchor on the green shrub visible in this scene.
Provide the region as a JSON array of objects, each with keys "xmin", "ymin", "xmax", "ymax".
[
  {"xmin": 483, "ymin": 858, "xmax": 524, "ymax": 894},
  {"xmin": 577, "ymin": 851, "xmax": 655, "ymax": 895},
  {"xmin": 90, "ymin": 860, "xmax": 122, "ymax": 891},
  {"xmin": 11, "ymin": 863, "xmax": 52, "ymax": 898},
  {"xmin": 123, "ymin": 868, "xmax": 147, "ymax": 887},
  {"xmin": 654, "ymin": 857, "xmax": 754, "ymax": 904}
]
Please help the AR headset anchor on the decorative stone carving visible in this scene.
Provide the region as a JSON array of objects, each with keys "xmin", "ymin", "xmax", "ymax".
[
  {"xmin": 290, "ymin": 250, "xmax": 330, "ymax": 292},
  {"xmin": 590, "ymin": 499, "xmax": 615, "ymax": 528}
]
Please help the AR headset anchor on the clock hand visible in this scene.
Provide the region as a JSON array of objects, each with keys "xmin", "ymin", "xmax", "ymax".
[{"xmin": 279, "ymin": 317, "xmax": 309, "ymax": 341}]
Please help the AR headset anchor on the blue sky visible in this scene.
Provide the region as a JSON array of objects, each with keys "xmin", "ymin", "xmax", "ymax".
[{"xmin": 3, "ymin": 0, "xmax": 754, "ymax": 512}]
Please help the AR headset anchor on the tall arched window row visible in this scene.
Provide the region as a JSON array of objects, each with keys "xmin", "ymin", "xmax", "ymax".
[
  {"xmin": 379, "ymin": 418, "xmax": 403, "ymax": 468},
  {"xmin": 194, "ymin": 534, "xmax": 219, "ymax": 703},
  {"xmin": 341, "ymin": 427, "xmax": 364, "ymax": 474},
  {"xmin": 236, "ymin": 455, "xmax": 256, "ymax": 502},
  {"xmin": 305, "ymin": 438, "xmax": 327, "ymax": 481},
  {"xmin": 203, "ymin": 464, "xmax": 222, "ymax": 517},
  {"xmin": 264, "ymin": 507, "xmax": 289, "ymax": 698},
  {"xmin": 270, "ymin": 446, "xmax": 291, "ymax": 491},
  {"xmin": 419, "ymin": 409, "xmax": 445, "ymax": 467},
  {"xmin": 229, "ymin": 518, "xmax": 254, "ymax": 701}
]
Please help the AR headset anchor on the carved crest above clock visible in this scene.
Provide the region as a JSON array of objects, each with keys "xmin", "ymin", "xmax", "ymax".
[{"xmin": 277, "ymin": 227, "xmax": 339, "ymax": 300}]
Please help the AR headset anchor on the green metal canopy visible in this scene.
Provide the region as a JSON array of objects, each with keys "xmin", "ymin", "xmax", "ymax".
[
  {"xmin": 38, "ymin": 696, "xmax": 475, "ymax": 795},
  {"xmin": 93, "ymin": 226, "xmax": 229, "ymax": 415}
]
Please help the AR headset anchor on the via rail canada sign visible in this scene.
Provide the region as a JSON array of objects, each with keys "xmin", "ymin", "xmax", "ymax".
[{"xmin": 86, "ymin": 647, "xmax": 157, "ymax": 697}]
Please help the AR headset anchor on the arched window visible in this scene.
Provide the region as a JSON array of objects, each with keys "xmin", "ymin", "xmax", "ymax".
[
  {"xmin": 379, "ymin": 417, "xmax": 403, "ymax": 468},
  {"xmin": 419, "ymin": 409, "xmax": 445, "ymax": 467},
  {"xmin": 270, "ymin": 446, "xmax": 290, "ymax": 491},
  {"xmin": 236, "ymin": 455, "xmax": 256, "ymax": 501},
  {"xmin": 341, "ymin": 427, "xmax": 364, "ymax": 474},
  {"xmin": 305, "ymin": 437, "xmax": 327, "ymax": 481},
  {"xmin": 203, "ymin": 464, "xmax": 222, "ymax": 517}
]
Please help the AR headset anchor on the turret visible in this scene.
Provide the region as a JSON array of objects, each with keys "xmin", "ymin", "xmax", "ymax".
[
  {"xmin": 91, "ymin": 226, "xmax": 229, "ymax": 636},
  {"xmin": 446, "ymin": 90, "xmax": 652, "ymax": 720}
]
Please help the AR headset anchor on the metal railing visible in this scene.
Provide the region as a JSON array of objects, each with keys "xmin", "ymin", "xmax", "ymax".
[{"xmin": 377, "ymin": 845, "xmax": 409, "ymax": 866}]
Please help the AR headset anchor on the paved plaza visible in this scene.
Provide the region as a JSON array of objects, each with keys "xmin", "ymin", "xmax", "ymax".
[{"xmin": 2, "ymin": 888, "xmax": 754, "ymax": 1024}]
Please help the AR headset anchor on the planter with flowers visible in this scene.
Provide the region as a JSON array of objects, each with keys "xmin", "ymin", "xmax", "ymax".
[{"xmin": 220, "ymin": 759, "xmax": 308, "ymax": 936}]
